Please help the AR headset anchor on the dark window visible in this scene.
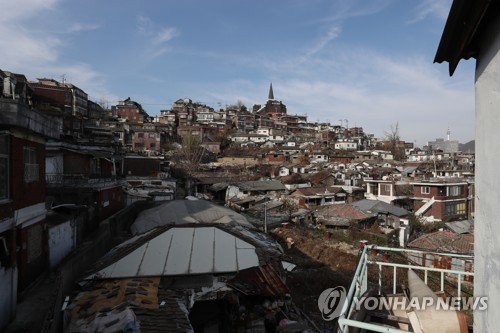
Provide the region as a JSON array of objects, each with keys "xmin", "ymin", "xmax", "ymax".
[
  {"xmin": 0, "ymin": 134, "xmax": 8, "ymax": 199},
  {"xmin": 24, "ymin": 146, "xmax": 39, "ymax": 183}
]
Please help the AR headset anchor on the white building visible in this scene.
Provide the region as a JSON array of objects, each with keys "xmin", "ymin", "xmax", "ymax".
[{"xmin": 435, "ymin": 1, "xmax": 500, "ymax": 330}]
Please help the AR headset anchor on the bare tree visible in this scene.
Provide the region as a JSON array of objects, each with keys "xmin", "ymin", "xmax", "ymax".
[
  {"xmin": 177, "ymin": 134, "xmax": 205, "ymax": 195},
  {"xmin": 236, "ymin": 100, "xmax": 247, "ymax": 112},
  {"xmin": 384, "ymin": 122, "xmax": 404, "ymax": 160}
]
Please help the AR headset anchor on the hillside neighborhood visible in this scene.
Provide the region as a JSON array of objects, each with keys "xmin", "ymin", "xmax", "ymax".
[{"xmin": 1, "ymin": 69, "xmax": 476, "ymax": 332}]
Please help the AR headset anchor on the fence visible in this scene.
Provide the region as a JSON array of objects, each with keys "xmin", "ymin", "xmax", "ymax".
[{"xmin": 337, "ymin": 245, "xmax": 474, "ymax": 333}]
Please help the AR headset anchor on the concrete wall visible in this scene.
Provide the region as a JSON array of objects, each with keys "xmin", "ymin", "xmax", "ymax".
[
  {"xmin": 474, "ymin": 11, "xmax": 500, "ymax": 332},
  {"xmin": 48, "ymin": 220, "xmax": 74, "ymax": 268}
]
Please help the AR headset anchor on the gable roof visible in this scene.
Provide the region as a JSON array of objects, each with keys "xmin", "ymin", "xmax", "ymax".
[
  {"xmin": 352, "ymin": 199, "xmax": 409, "ymax": 217},
  {"xmin": 407, "ymin": 231, "xmax": 474, "ymax": 254},
  {"xmin": 291, "ymin": 186, "xmax": 344, "ymax": 197},
  {"xmin": 318, "ymin": 204, "xmax": 372, "ymax": 221},
  {"xmin": 86, "ymin": 226, "xmax": 260, "ymax": 279},
  {"xmin": 131, "ymin": 200, "xmax": 252, "ymax": 234}
]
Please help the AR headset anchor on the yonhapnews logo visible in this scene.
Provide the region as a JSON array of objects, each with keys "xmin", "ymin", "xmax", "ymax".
[
  {"xmin": 317, "ymin": 286, "xmax": 347, "ymax": 321},
  {"xmin": 317, "ymin": 287, "xmax": 488, "ymax": 321}
]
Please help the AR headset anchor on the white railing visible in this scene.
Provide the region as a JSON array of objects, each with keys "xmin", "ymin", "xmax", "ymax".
[{"xmin": 337, "ymin": 245, "xmax": 474, "ymax": 333}]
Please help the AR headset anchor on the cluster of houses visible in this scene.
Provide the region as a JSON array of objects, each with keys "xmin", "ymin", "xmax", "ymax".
[{"xmin": 0, "ymin": 67, "xmax": 475, "ymax": 332}]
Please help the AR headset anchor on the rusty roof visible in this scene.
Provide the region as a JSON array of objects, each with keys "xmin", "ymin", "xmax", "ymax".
[{"xmin": 67, "ymin": 277, "xmax": 194, "ymax": 332}]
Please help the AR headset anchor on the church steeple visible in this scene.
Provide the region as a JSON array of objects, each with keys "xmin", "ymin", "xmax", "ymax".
[{"xmin": 268, "ymin": 82, "xmax": 274, "ymax": 100}]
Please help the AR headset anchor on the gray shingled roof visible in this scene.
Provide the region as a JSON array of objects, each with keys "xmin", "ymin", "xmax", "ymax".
[{"xmin": 351, "ymin": 199, "xmax": 409, "ymax": 217}]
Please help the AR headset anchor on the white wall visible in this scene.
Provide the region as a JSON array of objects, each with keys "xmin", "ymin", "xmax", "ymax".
[
  {"xmin": 474, "ymin": 13, "xmax": 500, "ymax": 332},
  {"xmin": 48, "ymin": 220, "xmax": 75, "ymax": 268}
]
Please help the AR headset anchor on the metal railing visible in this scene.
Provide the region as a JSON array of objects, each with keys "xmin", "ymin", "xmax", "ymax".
[
  {"xmin": 337, "ymin": 245, "xmax": 474, "ymax": 333},
  {"xmin": 45, "ymin": 173, "xmax": 119, "ymax": 187}
]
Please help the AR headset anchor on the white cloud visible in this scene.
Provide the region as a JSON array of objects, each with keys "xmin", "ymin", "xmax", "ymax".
[
  {"xmin": 67, "ymin": 22, "xmax": 100, "ymax": 33},
  {"xmin": 305, "ymin": 26, "xmax": 342, "ymax": 58},
  {"xmin": 136, "ymin": 15, "xmax": 153, "ymax": 33},
  {"xmin": 408, "ymin": 0, "xmax": 452, "ymax": 24},
  {"xmin": 199, "ymin": 45, "xmax": 473, "ymax": 146},
  {"xmin": 135, "ymin": 14, "xmax": 178, "ymax": 59},
  {"xmin": 154, "ymin": 27, "xmax": 179, "ymax": 45},
  {"xmin": 0, "ymin": 0, "xmax": 59, "ymax": 23},
  {"xmin": 0, "ymin": 26, "xmax": 62, "ymax": 69}
]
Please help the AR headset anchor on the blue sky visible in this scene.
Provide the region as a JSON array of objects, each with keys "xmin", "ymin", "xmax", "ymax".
[{"xmin": 1, "ymin": 0, "xmax": 475, "ymax": 146}]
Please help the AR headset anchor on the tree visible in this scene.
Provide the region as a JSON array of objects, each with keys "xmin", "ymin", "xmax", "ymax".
[
  {"xmin": 176, "ymin": 134, "xmax": 205, "ymax": 196},
  {"xmin": 236, "ymin": 100, "xmax": 247, "ymax": 112},
  {"xmin": 384, "ymin": 122, "xmax": 404, "ymax": 160}
]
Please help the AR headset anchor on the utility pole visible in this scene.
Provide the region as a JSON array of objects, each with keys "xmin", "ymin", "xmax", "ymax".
[{"xmin": 264, "ymin": 202, "xmax": 268, "ymax": 233}]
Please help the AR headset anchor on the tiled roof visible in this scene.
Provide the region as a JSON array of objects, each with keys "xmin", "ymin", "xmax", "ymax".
[
  {"xmin": 319, "ymin": 204, "xmax": 372, "ymax": 221},
  {"xmin": 407, "ymin": 231, "xmax": 474, "ymax": 254},
  {"xmin": 307, "ymin": 170, "xmax": 331, "ymax": 185},
  {"xmin": 352, "ymin": 199, "xmax": 409, "ymax": 217},
  {"xmin": 292, "ymin": 186, "xmax": 343, "ymax": 197}
]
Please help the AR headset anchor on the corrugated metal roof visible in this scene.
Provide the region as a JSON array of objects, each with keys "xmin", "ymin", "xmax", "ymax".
[
  {"xmin": 445, "ymin": 220, "xmax": 473, "ymax": 234},
  {"xmin": 87, "ymin": 227, "xmax": 259, "ymax": 279}
]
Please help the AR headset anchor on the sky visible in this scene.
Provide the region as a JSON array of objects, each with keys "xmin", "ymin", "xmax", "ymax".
[{"xmin": 1, "ymin": 0, "xmax": 475, "ymax": 147}]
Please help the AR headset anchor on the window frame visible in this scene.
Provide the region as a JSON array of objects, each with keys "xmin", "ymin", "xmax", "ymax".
[
  {"xmin": 421, "ymin": 186, "xmax": 430, "ymax": 194},
  {"xmin": 23, "ymin": 146, "xmax": 39, "ymax": 183}
]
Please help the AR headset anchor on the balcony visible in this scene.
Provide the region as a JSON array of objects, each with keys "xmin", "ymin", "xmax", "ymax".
[
  {"xmin": 337, "ymin": 245, "xmax": 474, "ymax": 332},
  {"xmin": 45, "ymin": 173, "xmax": 120, "ymax": 188}
]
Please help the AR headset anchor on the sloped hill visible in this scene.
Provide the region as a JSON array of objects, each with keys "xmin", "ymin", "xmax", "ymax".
[{"xmin": 459, "ymin": 140, "xmax": 475, "ymax": 153}]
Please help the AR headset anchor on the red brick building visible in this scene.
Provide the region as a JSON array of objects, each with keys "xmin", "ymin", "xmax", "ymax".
[
  {"xmin": 45, "ymin": 142, "xmax": 125, "ymax": 223},
  {"xmin": 115, "ymin": 98, "xmax": 150, "ymax": 123},
  {"xmin": 0, "ymin": 70, "xmax": 62, "ymax": 329},
  {"xmin": 412, "ymin": 179, "xmax": 474, "ymax": 222},
  {"xmin": 31, "ymin": 78, "xmax": 88, "ymax": 137}
]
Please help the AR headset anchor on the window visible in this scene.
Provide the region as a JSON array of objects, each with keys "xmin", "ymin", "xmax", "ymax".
[
  {"xmin": 421, "ymin": 186, "xmax": 430, "ymax": 194},
  {"xmin": 384, "ymin": 184, "xmax": 391, "ymax": 193},
  {"xmin": 90, "ymin": 158, "xmax": 101, "ymax": 175},
  {"xmin": 0, "ymin": 134, "xmax": 9, "ymax": 199},
  {"xmin": 24, "ymin": 147, "xmax": 39, "ymax": 183},
  {"xmin": 445, "ymin": 202, "xmax": 466, "ymax": 216},
  {"xmin": 447, "ymin": 186, "xmax": 462, "ymax": 196},
  {"xmin": 138, "ymin": 133, "xmax": 144, "ymax": 138}
]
